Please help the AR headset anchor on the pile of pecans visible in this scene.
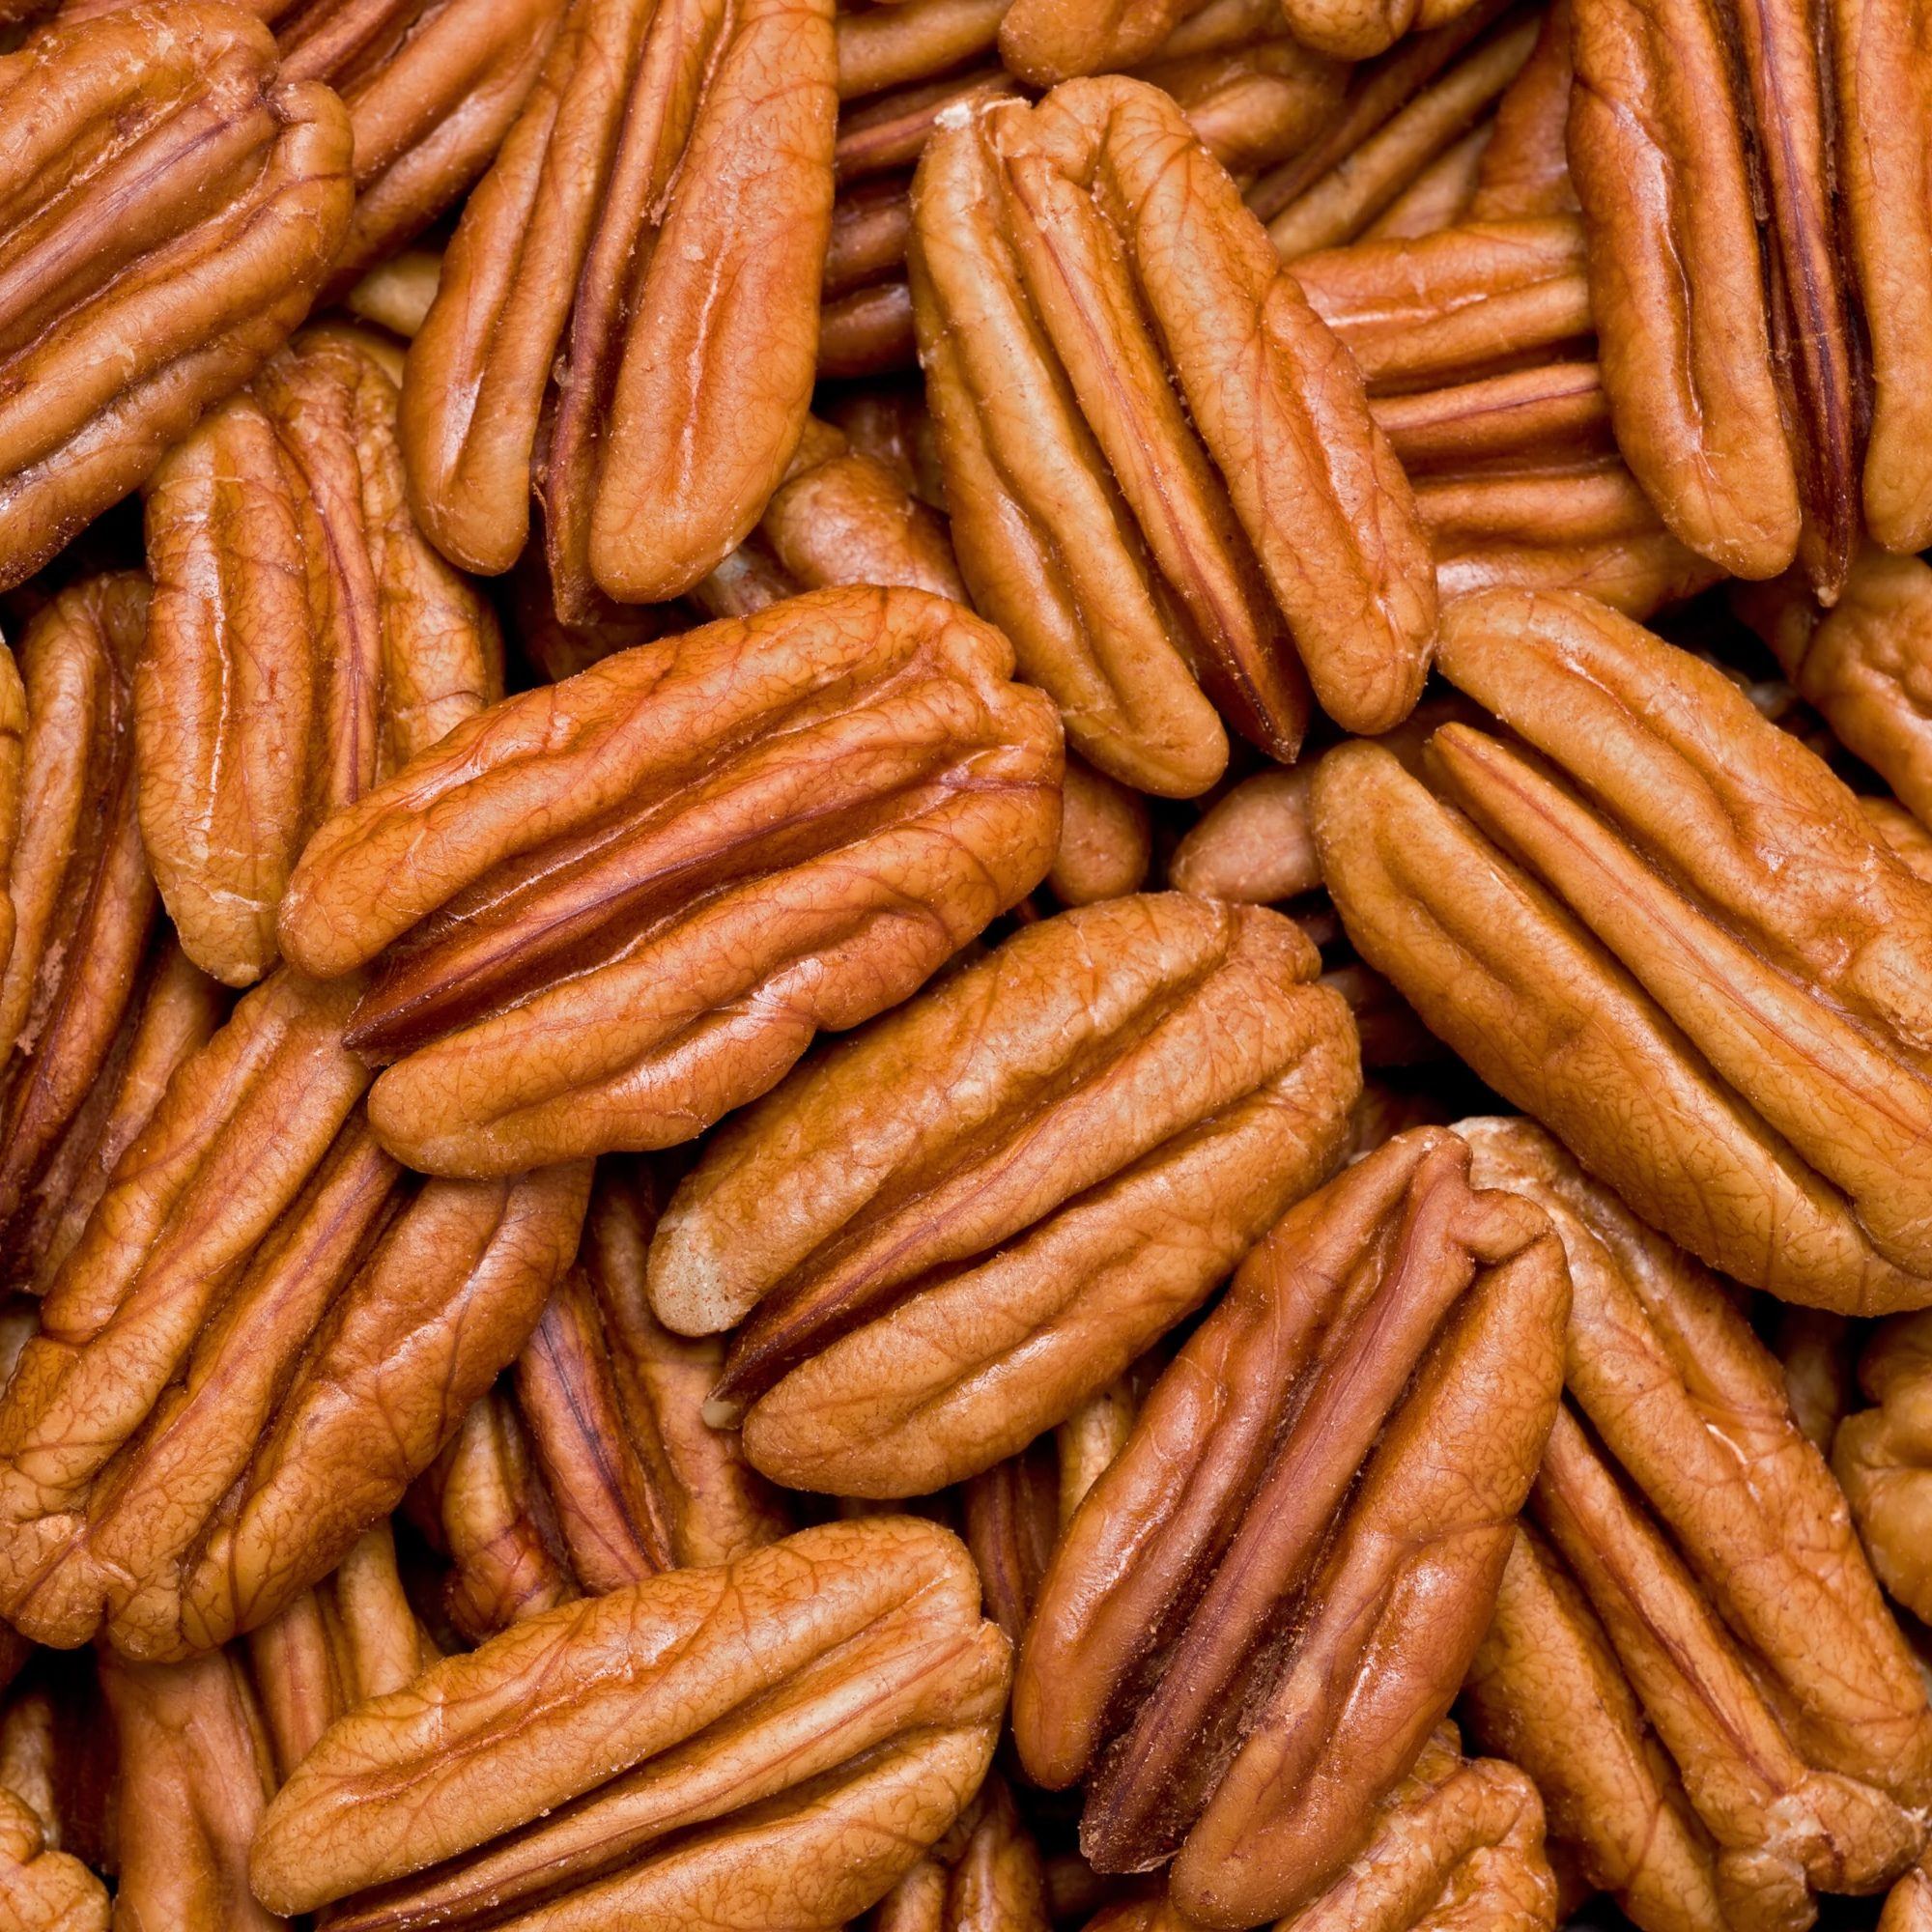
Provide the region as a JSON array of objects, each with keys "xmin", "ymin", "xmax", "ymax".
[{"xmin": 0, "ymin": 0, "xmax": 1929, "ymax": 1926}]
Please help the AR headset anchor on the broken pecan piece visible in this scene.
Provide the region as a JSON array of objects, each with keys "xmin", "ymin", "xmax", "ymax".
[
  {"xmin": 649, "ymin": 892, "xmax": 1359, "ymax": 1497},
  {"xmin": 402, "ymin": 0, "xmax": 837, "ymax": 615},
  {"xmin": 1313, "ymin": 585, "xmax": 1932, "ymax": 1313},
  {"xmin": 1460, "ymin": 1115, "xmax": 1932, "ymax": 1928},
  {"xmin": 0, "ymin": 4, "xmax": 352, "ymax": 590},
  {"xmin": 910, "ymin": 76, "xmax": 1436, "ymax": 795},
  {"xmin": 872, "ymin": 1774, "xmax": 1052, "ymax": 1932},
  {"xmin": 1047, "ymin": 754, "xmax": 1153, "ymax": 907},
  {"xmin": 0, "ymin": 969, "xmax": 589, "ymax": 1658},
  {"xmin": 1013, "ymin": 1123, "xmax": 1568, "ymax": 1927},
  {"xmin": 250, "ymin": 1517, "xmax": 1011, "ymax": 1930},
  {"xmin": 278, "ymin": 586, "xmax": 1063, "ymax": 1178},
  {"xmin": 141, "ymin": 324, "xmax": 502, "ymax": 989},
  {"xmin": 1833, "ymin": 1313, "xmax": 1932, "ymax": 1627}
]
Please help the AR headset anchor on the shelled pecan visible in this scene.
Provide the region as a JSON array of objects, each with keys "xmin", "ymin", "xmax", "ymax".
[
  {"xmin": 870, "ymin": 1774, "xmax": 1051, "ymax": 1932},
  {"xmin": 0, "ymin": 969, "xmax": 589, "ymax": 1658},
  {"xmin": 1775, "ymin": 1306, "xmax": 1855, "ymax": 1454},
  {"xmin": 401, "ymin": 0, "xmax": 838, "ymax": 615},
  {"xmin": 1569, "ymin": 0, "xmax": 1932, "ymax": 591},
  {"xmin": 1833, "ymin": 1312, "xmax": 1932, "ymax": 1627},
  {"xmin": 648, "ymin": 893, "xmax": 1359, "ymax": 1497},
  {"xmin": 1013, "ymin": 1124, "xmax": 1568, "ymax": 1926},
  {"xmin": 1314, "ymin": 586, "xmax": 1932, "ymax": 1313},
  {"xmin": 0, "ymin": 579, "xmax": 164, "ymax": 1286},
  {"xmin": 343, "ymin": 247, "xmax": 443, "ymax": 339},
  {"xmin": 0, "ymin": 1785, "xmax": 105, "ymax": 1932},
  {"xmin": 1463, "ymin": 0, "xmax": 1572, "ymax": 219},
  {"xmin": 250, "ymin": 1518, "xmax": 1012, "ymax": 1930},
  {"xmin": 911, "ymin": 78, "xmax": 1436, "ymax": 794},
  {"xmin": 1046, "ymin": 755, "xmax": 1153, "ymax": 906},
  {"xmin": 0, "ymin": 4, "xmax": 352, "ymax": 590},
  {"xmin": 278, "ymin": 586, "xmax": 1063, "ymax": 1178},
  {"xmin": 1169, "ymin": 767, "xmax": 1321, "ymax": 904},
  {"xmin": 141, "ymin": 324, "xmax": 502, "ymax": 988},
  {"xmin": 1461, "ymin": 1116, "xmax": 1932, "ymax": 1932}
]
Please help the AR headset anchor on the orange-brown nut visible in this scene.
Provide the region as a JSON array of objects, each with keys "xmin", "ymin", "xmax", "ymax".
[
  {"xmin": 872, "ymin": 1775, "xmax": 1052, "ymax": 1932},
  {"xmin": 1461, "ymin": 1116, "xmax": 1932, "ymax": 1929},
  {"xmin": 0, "ymin": 1784, "xmax": 106, "ymax": 1932},
  {"xmin": 1774, "ymin": 1305, "xmax": 1855, "ymax": 1453},
  {"xmin": 1014, "ymin": 1124, "xmax": 1568, "ymax": 1928},
  {"xmin": 1169, "ymin": 767, "xmax": 1320, "ymax": 904},
  {"xmin": 0, "ymin": 969, "xmax": 589, "ymax": 1659},
  {"xmin": 1048, "ymin": 754, "xmax": 1153, "ymax": 907},
  {"xmin": 401, "ymin": 0, "xmax": 837, "ymax": 615},
  {"xmin": 278, "ymin": 586, "xmax": 1064, "ymax": 1178},
  {"xmin": 249, "ymin": 1518, "xmax": 1012, "ymax": 1930},
  {"xmin": 838, "ymin": 0, "xmax": 1010, "ymax": 102},
  {"xmin": 1313, "ymin": 586, "xmax": 1932, "ymax": 1314},
  {"xmin": 141, "ymin": 324, "xmax": 503, "ymax": 989},
  {"xmin": 910, "ymin": 77, "xmax": 1436, "ymax": 796},
  {"xmin": 1834, "ymin": 1313, "xmax": 1932, "ymax": 1627},
  {"xmin": 1889, "ymin": 1867, "xmax": 1932, "ymax": 1932},
  {"xmin": 997, "ymin": 0, "xmax": 1199, "ymax": 83},
  {"xmin": 1465, "ymin": 0, "xmax": 1574, "ymax": 219},
  {"xmin": 649, "ymin": 893, "xmax": 1360, "ymax": 1497},
  {"xmin": 0, "ymin": 4, "xmax": 351, "ymax": 590},
  {"xmin": 343, "ymin": 246, "xmax": 443, "ymax": 339},
  {"xmin": 1277, "ymin": 0, "xmax": 1492, "ymax": 61}
]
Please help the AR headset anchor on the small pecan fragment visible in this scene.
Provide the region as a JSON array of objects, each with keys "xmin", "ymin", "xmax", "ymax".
[
  {"xmin": 0, "ymin": 1784, "xmax": 106, "ymax": 1932},
  {"xmin": 1014, "ymin": 1123, "xmax": 1567, "ymax": 1927},
  {"xmin": 838, "ymin": 0, "xmax": 1010, "ymax": 102},
  {"xmin": 250, "ymin": 1518, "xmax": 1012, "ymax": 1930},
  {"xmin": 649, "ymin": 893, "xmax": 1359, "ymax": 1496},
  {"xmin": 1170, "ymin": 767, "xmax": 1321, "ymax": 904},
  {"xmin": 0, "ymin": 4, "xmax": 351, "ymax": 590},
  {"xmin": 1314, "ymin": 586, "xmax": 1932, "ymax": 1313},
  {"xmin": 99, "ymin": 1644, "xmax": 282, "ymax": 1932},
  {"xmin": 0, "ymin": 968, "xmax": 589, "ymax": 1658},
  {"xmin": 1833, "ymin": 1314, "xmax": 1932, "ymax": 1626},
  {"xmin": 141, "ymin": 324, "xmax": 502, "ymax": 988},
  {"xmin": 402, "ymin": 0, "xmax": 837, "ymax": 614},
  {"xmin": 343, "ymin": 247, "xmax": 442, "ymax": 339},
  {"xmin": 911, "ymin": 78, "xmax": 1436, "ymax": 796},
  {"xmin": 1048, "ymin": 754, "xmax": 1153, "ymax": 907},
  {"xmin": 872, "ymin": 1774, "xmax": 1051, "ymax": 1932},
  {"xmin": 1462, "ymin": 1116, "xmax": 1932, "ymax": 1927},
  {"xmin": 279, "ymin": 586, "xmax": 1062, "ymax": 1178}
]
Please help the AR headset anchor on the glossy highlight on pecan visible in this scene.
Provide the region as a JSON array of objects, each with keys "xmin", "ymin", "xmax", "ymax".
[
  {"xmin": 1313, "ymin": 585, "xmax": 1932, "ymax": 1313},
  {"xmin": 249, "ymin": 1517, "xmax": 1012, "ymax": 1930},
  {"xmin": 1460, "ymin": 1116, "xmax": 1932, "ymax": 1930},
  {"xmin": 141, "ymin": 324, "xmax": 503, "ymax": 989},
  {"xmin": 0, "ymin": 3, "xmax": 352, "ymax": 590},
  {"xmin": 909, "ymin": 76, "xmax": 1437, "ymax": 795},
  {"xmin": 0, "ymin": 969, "xmax": 589, "ymax": 1658},
  {"xmin": 649, "ymin": 892, "xmax": 1360, "ymax": 1497},
  {"xmin": 1013, "ymin": 1124, "xmax": 1567, "ymax": 1927},
  {"xmin": 402, "ymin": 0, "xmax": 838, "ymax": 615},
  {"xmin": 279, "ymin": 586, "xmax": 1063, "ymax": 1178}
]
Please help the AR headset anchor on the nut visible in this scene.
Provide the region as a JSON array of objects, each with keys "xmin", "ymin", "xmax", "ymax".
[
  {"xmin": 648, "ymin": 892, "xmax": 1360, "ymax": 1497},
  {"xmin": 277, "ymin": 585, "xmax": 1064, "ymax": 1178},
  {"xmin": 1013, "ymin": 1123, "xmax": 1568, "ymax": 1927},
  {"xmin": 0, "ymin": 1785, "xmax": 107, "ymax": 1932}
]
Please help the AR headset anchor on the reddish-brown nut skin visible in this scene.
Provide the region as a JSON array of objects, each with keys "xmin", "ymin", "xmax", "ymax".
[
  {"xmin": 1834, "ymin": 1313, "xmax": 1932, "ymax": 1626},
  {"xmin": 649, "ymin": 894, "xmax": 1360, "ymax": 1496},
  {"xmin": 0, "ymin": 1783, "xmax": 107, "ymax": 1932},
  {"xmin": 1014, "ymin": 1124, "xmax": 1568, "ymax": 1928},
  {"xmin": 837, "ymin": 0, "xmax": 1009, "ymax": 102},
  {"xmin": 141, "ymin": 325, "xmax": 503, "ymax": 988},
  {"xmin": 1048, "ymin": 755, "xmax": 1154, "ymax": 906},
  {"xmin": 0, "ymin": 5, "xmax": 352, "ymax": 590},
  {"xmin": 997, "ymin": 0, "xmax": 1200, "ymax": 82},
  {"xmin": 249, "ymin": 1518, "xmax": 1012, "ymax": 1930},
  {"xmin": 1277, "ymin": 0, "xmax": 1492, "ymax": 61},
  {"xmin": 1169, "ymin": 767, "xmax": 1321, "ymax": 904},
  {"xmin": 1461, "ymin": 1116, "xmax": 1932, "ymax": 1926},
  {"xmin": 910, "ymin": 78, "xmax": 1436, "ymax": 796},
  {"xmin": 1888, "ymin": 1868, "xmax": 1932, "ymax": 1932},
  {"xmin": 99, "ymin": 1645, "xmax": 282, "ymax": 1932},
  {"xmin": 0, "ymin": 579, "xmax": 163, "ymax": 1288},
  {"xmin": 278, "ymin": 586, "xmax": 1064, "ymax": 1179},
  {"xmin": 872, "ymin": 1775, "xmax": 1053, "ymax": 1932},
  {"xmin": 0, "ymin": 969, "xmax": 590, "ymax": 1659},
  {"xmin": 1314, "ymin": 586, "xmax": 1932, "ymax": 1314},
  {"xmin": 401, "ymin": 0, "xmax": 838, "ymax": 614}
]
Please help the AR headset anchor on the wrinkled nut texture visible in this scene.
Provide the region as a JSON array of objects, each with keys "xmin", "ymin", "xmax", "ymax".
[
  {"xmin": 909, "ymin": 77, "xmax": 1436, "ymax": 797},
  {"xmin": 872, "ymin": 1774, "xmax": 1052, "ymax": 1932},
  {"xmin": 1313, "ymin": 586, "xmax": 1932, "ymax": 1314},
  {"xmin": 1460, "ymin": 1117, "xmax": 1932, "ymax": 1929},
  {"xmin": 279, "ymin": 586, "xmax": 1064, "ymax": 1179},
  {"xmin": 0, "ymin": 969, "xmax": 589, "ymax": 1658},
  {"xmin": 402, "ymin": 0, "xmax": 837, "ymax": 614},
  {"xmin": 250, "ymin": 1517, "xmax": 1011, "ymax": 1931},
  {"xmin": 0, "ymin": 4, "xmax": 351, "ymax": 590},
  {"xmin": 142, "ymin": 325, "xmax": 503, "ymax": 989},
  {"xmin": 0, "ymin": 579, "xmax": 171, "ymax": 1289},
  {"xmin": 1014, "ymin": 1124, "xmax": 1568, "ymax": 1928},
  {"xmin": 649, "ymin": 893, "xmax": 1361, "ymax": 1498},
  {"xmin": 1834, "ymin": 1312, "xmax": 1932, "ymax": 1628},
  {"xmin": 0, "ymin": 1784, "xmax": 107, "ymax": 1932}
]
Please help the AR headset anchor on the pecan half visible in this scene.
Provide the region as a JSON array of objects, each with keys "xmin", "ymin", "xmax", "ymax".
[
  {"xmin": 1833, "ymin": 1313, "xmax": 1932, "ymax": 1626},
  {"xmin": 0, "ymin": 1785, "xmax": 106, "ymax": 1932},
  {"xmin": 872, "ymin": 1774, "xmax": 1051, "ymax": 1932},
  {"xmin": 278, "ymin": 586, "xmax": 1063, "ymax": 1178},
  {"xmin": 1461, "ymin": 1116, "xmax": 1932, "ymax": 1927},
  {"xmin": 249, "ymin": 1518, "xmax": 1012, "ymax": 1930},
  {"xmin": 401, "ymin": 0, "xmax": 837, "ymax": 615},
  {"xmin": 910, "ymin": 77, "xmax": 1436, "ymax": 795},
  {"xmin": 1313, "ymin": 585, "xmax": 1932, "ymax": 1313},
  {"xmin": 1569, "ymin": 0, "xmax": 1932, "ymax": 589},
  {"xmin": 649, "ymin": 893, "xmax": 1359, "ymax": 1496},
  {"xmin": 0, "ymin": 579, "xmax": 165, "ymax": 1286},
  {"xmin": 1012, "ymin": 1123, "xmax": 1568, "ymax": 1927},
  {"xmin": 141, "ymin": 325, "xmax": 502, "ymax": 989},
  {"xmin": 0, "ymin": 4, "xmax": 352, "ymax": 590},
  {"xmin": 0, "ymin": 969, "xmax": 589, "ymax": 1658}
]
